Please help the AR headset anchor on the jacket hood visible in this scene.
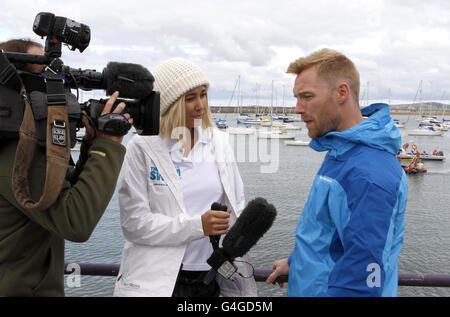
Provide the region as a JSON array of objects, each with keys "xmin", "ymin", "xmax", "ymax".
[{"xmin": 310, "ymin": 103, "xmax": 401, "ymax": 157}]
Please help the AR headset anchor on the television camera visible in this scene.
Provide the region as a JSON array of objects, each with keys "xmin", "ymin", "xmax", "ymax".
[{"xmin": 1, "ymin": 12, "xmax": 159, "ymax": 141}]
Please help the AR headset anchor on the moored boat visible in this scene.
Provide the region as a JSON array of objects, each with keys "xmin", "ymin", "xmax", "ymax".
[
  {"xmin": 407, "ymin": 126, "xmax": 444, "ymax": 136},
  {"xmin": 284, "ymin": 140, "xmax": 310, "ymax": 146},
  {"xmin": 226, "ymin": 127, "xmax": 256, "ymax": 135},
  {"xmin": 215, "ymin": 118, "xmax": 228, "ymax": 129},
  {"xmin": 257, "ymin": 129, "xmax": 295, "ymax": 139},
  {"xmin": 397, "ymin": 143, "xmax": 445, "ymax": 161},
  {"xmin": 394, "ymin": 119, "xmax": 405, "ymax": 128}
]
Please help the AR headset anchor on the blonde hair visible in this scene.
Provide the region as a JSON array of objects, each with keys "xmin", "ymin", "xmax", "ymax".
[
  {"xmin": 287, "ymin": 48, "xmax": 360, "ymax": 103},
  {"xmin": 159, "ymin": 93, "xmax": 214, "ymax": 141}
]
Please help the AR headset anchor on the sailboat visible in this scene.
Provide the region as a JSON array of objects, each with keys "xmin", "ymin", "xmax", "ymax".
[
  {"xmin": 226, "ymin": 75, "xmax": 257, "ymax": 135},
  {"xmin": 406, "ymin": 80, "xmax": 444, "ymax": 136},
  {"xmin": 257, "ymin": 82, "xmax": 295, "ymax": 139}
]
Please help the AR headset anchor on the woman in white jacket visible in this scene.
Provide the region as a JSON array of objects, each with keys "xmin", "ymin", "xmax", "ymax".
[{"xmin": 113, "ymin": 58, "xmax": 257, "ymax": 297}]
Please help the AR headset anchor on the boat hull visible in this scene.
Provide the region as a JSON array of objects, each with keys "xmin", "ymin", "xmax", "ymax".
[
  {"xmin": 284, "ymin": 140, "xmax": 310, "ymax": 146},
  {"xmin": 407, "ymin": 130, "xmax": 444, "ymax": 136},
  {"xmin": 257, "ymin": 132, "xmax": 295, "ymax": 139}
]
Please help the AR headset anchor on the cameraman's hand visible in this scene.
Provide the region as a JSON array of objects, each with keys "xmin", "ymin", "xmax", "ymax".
[
  {"xmin": 201, "ymin": 209, "xmax": 231, "ymax": 236},
  {"xmin": 82, "ymin": 91, "xmax": 133, "ymax": 144}
]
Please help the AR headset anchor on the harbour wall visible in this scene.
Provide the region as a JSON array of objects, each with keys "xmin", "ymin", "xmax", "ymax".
[{"xmin": 210, "ymin": 106, "xmax": 450, "ymax": 115}]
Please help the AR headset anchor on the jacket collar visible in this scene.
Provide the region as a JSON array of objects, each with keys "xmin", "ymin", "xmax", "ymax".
[{"xmin": 309, "ymin": 103, "xmax": 401, "ymax": 158}]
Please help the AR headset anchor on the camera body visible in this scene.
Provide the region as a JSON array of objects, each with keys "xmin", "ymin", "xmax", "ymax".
[{"xmin": 81, "ymin": 94, "xmax": 160, "ymax": 136}]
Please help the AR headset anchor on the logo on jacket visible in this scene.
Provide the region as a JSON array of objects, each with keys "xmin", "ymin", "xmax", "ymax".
[{"xmin": 150, "ymin": 166, "xmax": 181, "ymax": 185}]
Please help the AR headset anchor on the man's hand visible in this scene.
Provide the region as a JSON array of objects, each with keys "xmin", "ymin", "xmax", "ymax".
[
  {"xmin": 82, "ymin": 91, "xmax": 133, "ymax": 144},
  {"xmin": 266, "ymin": 258, "xmax": 290, "ymax": 288}
]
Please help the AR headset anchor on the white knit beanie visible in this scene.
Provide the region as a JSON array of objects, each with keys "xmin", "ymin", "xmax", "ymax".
[{"xmin": 153, "ymin": 58, "xmax": 210, "ymax": 116}]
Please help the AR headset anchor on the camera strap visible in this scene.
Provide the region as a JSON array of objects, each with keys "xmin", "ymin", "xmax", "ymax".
[{"xmin": 11, "ymin": 62, "xmax": 70, "ymax": 212}]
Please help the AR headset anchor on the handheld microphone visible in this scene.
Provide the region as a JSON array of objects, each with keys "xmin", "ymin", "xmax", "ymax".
[
  {"xmin": 204, "ymin": 197, "xmax": 277, "ymax": 283},
  {"xmin": 209, "ymin": 202, "xmax": 228, "ymax": 250}
]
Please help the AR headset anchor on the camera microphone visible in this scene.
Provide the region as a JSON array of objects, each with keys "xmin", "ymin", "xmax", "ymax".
[
  {"xmin": 102, "ymin": 62, "xmax": 154, "ymax": 99},
  {"xmin": 68, "ymin": 62, "xmax": 155, "ymax": 99},
  {"xmin": 204, "ymin": 197, "xmax": 277, "ymax": 283}
]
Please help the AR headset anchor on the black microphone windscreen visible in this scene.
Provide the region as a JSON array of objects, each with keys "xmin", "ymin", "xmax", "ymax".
[
  {"xmin": 102, "ymin": 62, "xmax": 154, "ymax": 99},
  {"xmin": 222, "ymin": 197, "xmax": 276, "ymax": 259}
]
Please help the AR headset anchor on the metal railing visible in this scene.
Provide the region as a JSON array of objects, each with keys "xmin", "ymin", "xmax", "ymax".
[{"xmin": 64, "ymin": 262, "xmax": 450, "ymax": 287}]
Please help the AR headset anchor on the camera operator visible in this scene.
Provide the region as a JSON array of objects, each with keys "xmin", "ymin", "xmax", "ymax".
[
  {"xmin": 0, "ymin": 39, "xmax": 132, "ymax": 296},
  {"xmin": 0, "ymin": 39, "xmax": 46, "ymax": 73}
]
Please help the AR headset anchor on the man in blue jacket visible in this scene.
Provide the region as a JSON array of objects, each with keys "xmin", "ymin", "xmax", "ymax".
[{"xmin": 266, "ymin": 48, "xmax": 408, "ymax": 296}]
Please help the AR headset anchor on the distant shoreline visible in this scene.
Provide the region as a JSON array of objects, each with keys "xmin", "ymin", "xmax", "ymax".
[
  {"xmin": 389, "ymin": 109, "xmax": 450, "ymax": 115},
  {"xmin": 210, "ymin": 106, "xmax": 450, "ymax": 116}
]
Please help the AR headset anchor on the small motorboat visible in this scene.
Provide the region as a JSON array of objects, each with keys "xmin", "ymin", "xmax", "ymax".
[
  {"xmin": 399, "ymin": 152, "xmax": 427, "ymax": 174},
  {"xmin": 401, "ymin": 160, "xmax": 427, "ymax": 174}
]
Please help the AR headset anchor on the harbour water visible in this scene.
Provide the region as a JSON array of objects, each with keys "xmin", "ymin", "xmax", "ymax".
[{"xmin": 65, "ymin": 113, "xmax": 450, "ymax": 297}]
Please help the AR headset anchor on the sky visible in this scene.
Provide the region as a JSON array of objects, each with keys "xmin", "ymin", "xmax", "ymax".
[{"xmin": 1, "ymin": 0, "xmax": 449, "ymax": 107}]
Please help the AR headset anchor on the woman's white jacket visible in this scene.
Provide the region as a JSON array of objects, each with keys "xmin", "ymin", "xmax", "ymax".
[{"xmin": 113, "ymin": 129, "xmax": 257, "ymax": 296}]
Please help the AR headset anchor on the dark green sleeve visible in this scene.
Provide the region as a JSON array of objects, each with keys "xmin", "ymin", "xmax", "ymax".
[
  {"xmin": 9, "ymin": 138, "xmax": 125, "ymax": 242},
  {"xmin": 66, "ymin": 141, "xmax": 90, "ymax": 185}
]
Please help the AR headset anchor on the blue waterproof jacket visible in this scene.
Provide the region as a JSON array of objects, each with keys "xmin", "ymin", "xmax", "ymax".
[{"xmin": 287, "ymin": 103, "xmax": 408, "ymax": 297}]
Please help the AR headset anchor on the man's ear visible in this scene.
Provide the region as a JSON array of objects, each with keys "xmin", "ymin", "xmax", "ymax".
[{"xmin": 336, "ymin": 82, "xmax": 350, "ymax": 104}]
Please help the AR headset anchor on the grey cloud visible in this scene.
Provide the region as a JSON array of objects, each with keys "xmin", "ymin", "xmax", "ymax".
[{"xmin": 1, "ymin": 0, "xmax": 449, "ymax": 104}]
